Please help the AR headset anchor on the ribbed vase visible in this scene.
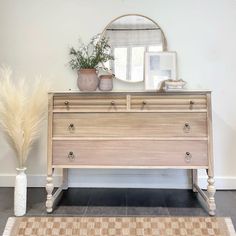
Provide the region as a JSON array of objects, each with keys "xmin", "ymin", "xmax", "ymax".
[{"xmin": 14, "ymin": 167, "xmax": 27, "ymax": 216}]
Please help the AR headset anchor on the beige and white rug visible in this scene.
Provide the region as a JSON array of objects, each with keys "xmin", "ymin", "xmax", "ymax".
[{"xmin": 3, "ymin": 216, "xmax": 236, "ymax": 236}]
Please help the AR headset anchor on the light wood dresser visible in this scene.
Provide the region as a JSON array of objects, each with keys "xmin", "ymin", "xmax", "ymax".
[{"xmin": 46, "ymin": 91, "xmax": 216, "ymax": 215}]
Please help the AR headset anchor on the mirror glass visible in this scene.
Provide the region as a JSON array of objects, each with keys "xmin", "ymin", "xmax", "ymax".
[{"xmin": 102, "ymin": 15, "xmax": 166, "ymax": 83}]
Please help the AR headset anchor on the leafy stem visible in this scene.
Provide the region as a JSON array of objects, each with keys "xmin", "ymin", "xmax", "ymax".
[{"xmin": 69, "ymin": 34, "xmax": 114, "ymax": 70}]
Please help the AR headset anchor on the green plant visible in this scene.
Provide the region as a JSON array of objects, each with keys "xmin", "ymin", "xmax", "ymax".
[{"xmin": 69, "ymin": 34, "xmax": 114, "ymax": 70}]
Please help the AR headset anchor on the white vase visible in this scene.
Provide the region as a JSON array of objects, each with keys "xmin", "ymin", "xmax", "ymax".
[{"xmin": 14, "ymin": 167, "xmax": 27, "ymax": 216}]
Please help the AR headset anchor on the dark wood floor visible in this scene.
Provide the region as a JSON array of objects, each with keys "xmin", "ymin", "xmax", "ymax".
[{"xmin": 0, "ymin": 188, "xmax": 236, "ymax": 234}]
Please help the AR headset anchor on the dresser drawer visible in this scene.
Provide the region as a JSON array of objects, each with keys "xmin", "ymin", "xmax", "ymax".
[
  {"xmin": 53, "ymin": 95, "xmax": 126, "ymax": 112},
  {"xmin": 53, "ymin": 112, "xmax": 207, "ymax": 137},
  {"xmin": 130, "ymin": 95, "xmax": 207, "ymax": 111},
  {"xmin": 52, "ymin": 140, "xmax": 208, "ymax": 167}
]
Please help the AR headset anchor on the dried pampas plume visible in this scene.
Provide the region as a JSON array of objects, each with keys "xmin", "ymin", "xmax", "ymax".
[{"xmin": 0, "ymin": 66, "xmax": 49, "ymax": 168}]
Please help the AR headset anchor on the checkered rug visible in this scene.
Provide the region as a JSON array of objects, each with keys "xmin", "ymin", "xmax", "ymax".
[{"xmin": 3, "ymin": 216, "xmax": 236, "ymax": 236}]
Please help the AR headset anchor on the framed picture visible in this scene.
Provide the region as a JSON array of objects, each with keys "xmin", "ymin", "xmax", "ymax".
[{"xmin": 144, "ymin": 51, "xmax": 177, "ymax": 91}]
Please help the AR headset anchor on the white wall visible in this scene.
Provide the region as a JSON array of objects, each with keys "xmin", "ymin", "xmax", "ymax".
[{"xmin": 0, "ymin": 0, "xmax": 236, "ymax": 189}]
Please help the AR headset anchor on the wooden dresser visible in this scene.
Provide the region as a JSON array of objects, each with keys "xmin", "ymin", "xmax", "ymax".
[{"xmin": 46, "ymin": 91, "xmax": 216, "ymax": 215}]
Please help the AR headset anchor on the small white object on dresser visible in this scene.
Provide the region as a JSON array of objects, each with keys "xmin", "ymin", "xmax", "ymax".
[{"xmin": 46, "ymin": 90, "xmax": 216, "ymax": 215}]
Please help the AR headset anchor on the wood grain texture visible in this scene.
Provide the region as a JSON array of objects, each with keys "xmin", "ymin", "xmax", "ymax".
[
  {"xmin": 47, "ymin": 91, "xmax": 215, "ymax": 214},
  {"xmin": 47, "ymin": 93, "xmax": 53, "ymax": 175},
  {"xmin": 206, "ymin": 93, "xmax": 214, "ymax": 177},
  {"xmin": 131, "ymin": 95, "xmax": 207, "ymax": 111},
  {"xmin": 52, "ymin": 137, "xmax": 208, "ymax": 141},
  {"xmin": 53, "ymin": 94, "xmax": 126, "ymax": 112},
  {"xmin": 52, "ymin": 140, "xmax": 208, "ymax": 167},
  {"xmin": 53, "ymin": 112, "xmax": 207, "ymax": 138},
  {"xmin": 51, "ymin": 165, "xmax": 208, "ymax": 169},
  {"xmin": 206, "ymin": 93, "xmax": 216, "ymax": 215}
]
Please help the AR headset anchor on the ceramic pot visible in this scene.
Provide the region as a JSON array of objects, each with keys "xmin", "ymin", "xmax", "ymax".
[
  {"xmin": 99, "ymin": 75, "xmax": 113, "ymax": 91},
  {"xmin": 14, "ymin": 167, "xmax": 27, "ymax": 216},
  {"xmin": 77, "ymin": 69, "xmax": 99, "ymax": 91}
]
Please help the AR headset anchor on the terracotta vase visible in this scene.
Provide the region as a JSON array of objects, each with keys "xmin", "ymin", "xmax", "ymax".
[
  {"xmin": 77, "ymin": 69, "xmax": 99, "ymax": 91},
  {"xmin": 99, "ymin": 75, "xmax": 113, "ymax": 91}
]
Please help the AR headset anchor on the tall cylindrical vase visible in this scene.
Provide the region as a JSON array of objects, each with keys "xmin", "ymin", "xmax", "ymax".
[{"xmin": 14, "ymin": 167, "xmax": 27, "ymax": 216}]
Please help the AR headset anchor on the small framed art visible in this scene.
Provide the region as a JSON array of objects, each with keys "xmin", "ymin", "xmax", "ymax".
[{"xmin": 144, "ymin": 51, "xmax": 177, "ymax": 91}]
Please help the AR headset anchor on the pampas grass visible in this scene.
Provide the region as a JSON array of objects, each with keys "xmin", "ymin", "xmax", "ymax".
[{"xmin": 0, "ymin": 67, "xmax": 48, "ymax": 168}]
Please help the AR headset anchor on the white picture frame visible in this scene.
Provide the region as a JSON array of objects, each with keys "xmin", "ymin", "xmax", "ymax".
[{"xmin": 144, "ymin": 51, "xmax": 177, "ymax": 91}]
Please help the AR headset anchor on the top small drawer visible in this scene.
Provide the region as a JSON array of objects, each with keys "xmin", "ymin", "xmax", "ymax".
[
  {"xmin": 53, "ymin": 95, "xmax": 126, "ymax": 112},
  {"xmin": 130, "ymin": 95, "xmax": 207, "ymax": 111}
]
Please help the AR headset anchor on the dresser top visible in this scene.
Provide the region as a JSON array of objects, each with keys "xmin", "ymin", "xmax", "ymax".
[{"xmin": 49, "ymin": 90, "xmax": 211, "ymax": 95}]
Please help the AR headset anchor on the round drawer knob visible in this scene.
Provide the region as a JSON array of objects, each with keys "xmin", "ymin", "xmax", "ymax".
[
  {"xmin": 68, "ymin": 123, "xmax": 74, "ymax": 129},
  {"xmin": 68, "ymin": 151, "xmax": 75, "ymax": 160},
  {"xmin": 111, "ymin": 101, "xmax": 115, "ymax": 106},
  {"xmin": 142, "ymin": 101, "xmax": 147, "ymax": 105},
  {"xmin": 64, "ymin": 101, "xmax": 69, "ymax": 106},
  {"xmin": 189, "ymin": 100, "xmax": 195, "ymax": 109},
  {"xmin": 183, "ymin": 123, "xmax": 191, "ymax": 133},
  {"xmin": 185, "ymin": 152, "xmax": 192, "ymax": 162}
]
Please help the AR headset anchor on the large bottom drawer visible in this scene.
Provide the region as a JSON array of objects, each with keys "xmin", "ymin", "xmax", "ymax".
[{"xmin": 52, "ymin": 140, "xmax": 208, "ymax": 167}]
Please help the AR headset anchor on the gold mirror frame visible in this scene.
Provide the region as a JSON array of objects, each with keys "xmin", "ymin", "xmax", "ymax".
[{"xmin": 100, "ymin": 14, "xmax": 168, "ymax": 83}]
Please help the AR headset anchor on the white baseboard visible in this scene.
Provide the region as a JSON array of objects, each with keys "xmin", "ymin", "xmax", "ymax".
[
  {"xmin": 0, "ymin": 173, "xmax": 236, "ymax": 189},
  {"xmin": 68, "ymin": 171, "xmax": 192, "ymax": 189},
  {"xmin": 198, "ymin": 176, "xmax": 236, "ymax": 190},
  {"xmin": 0, "ymin": 174, "xmax": 62, "ymax": 188}
]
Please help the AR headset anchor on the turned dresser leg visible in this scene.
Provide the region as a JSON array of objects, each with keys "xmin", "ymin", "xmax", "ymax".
[
  {"xmin": 63, "ymin": 169, "xmax": 69, "ymax": 190},
  {"xmin": 46, "ymin": 175, "xmax": 54, "ymax": 213},
  {"xmin": 192, "ymin": 169, "xmax": 198, "ymax": 192},
  {"xmin": 207, "ymin": 175, "xmax": 216, "ymax": 216}
]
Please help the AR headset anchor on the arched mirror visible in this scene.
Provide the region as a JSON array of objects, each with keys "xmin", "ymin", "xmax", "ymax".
[{"xmin": 101, "ymin": 14, "xmax": 167, "ymax": 83}]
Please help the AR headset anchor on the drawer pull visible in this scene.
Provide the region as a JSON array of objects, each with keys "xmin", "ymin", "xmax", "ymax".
[
  {"xmin": 142, "ymin": 101, "xmax": 147, "ymax": 105},
  {"xmin": 183, "ymin": 123, "xmax": 191, "ymax": 133},
  {"xmin": 64, "ymin": 101, "xmax": 69, "ymax": 106},
  {"xmin": 111, "ymin": 101, "xmax": 116, "ymax": 106},
  {"xmin": 185, "ymin": 152, "xmax": 192, "ymax": 162},
  {"xmin": 67, "ymin": 151, "xmax": 75, "ymax": 160},
  {"xmin": 68, "ymin": 123, "xmax": 74, "ymax": 130},
  {"xmin": 189, "ymin": 100, "xmax": 194, "ymax": 109}
]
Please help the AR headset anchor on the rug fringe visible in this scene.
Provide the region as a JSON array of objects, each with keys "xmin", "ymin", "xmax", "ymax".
[
  {"xmin": 2, "ymin": 217, "xmax": 15, "ymax": 236},
  {"xmin": 225, "ymin": 217, "xmax": 236, "ymax": 236}
]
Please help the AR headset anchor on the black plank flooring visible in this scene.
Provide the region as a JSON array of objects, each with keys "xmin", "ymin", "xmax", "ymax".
[{"xmin": 0, "ymin": 188, "xmax": 235, "ymax": 234}]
